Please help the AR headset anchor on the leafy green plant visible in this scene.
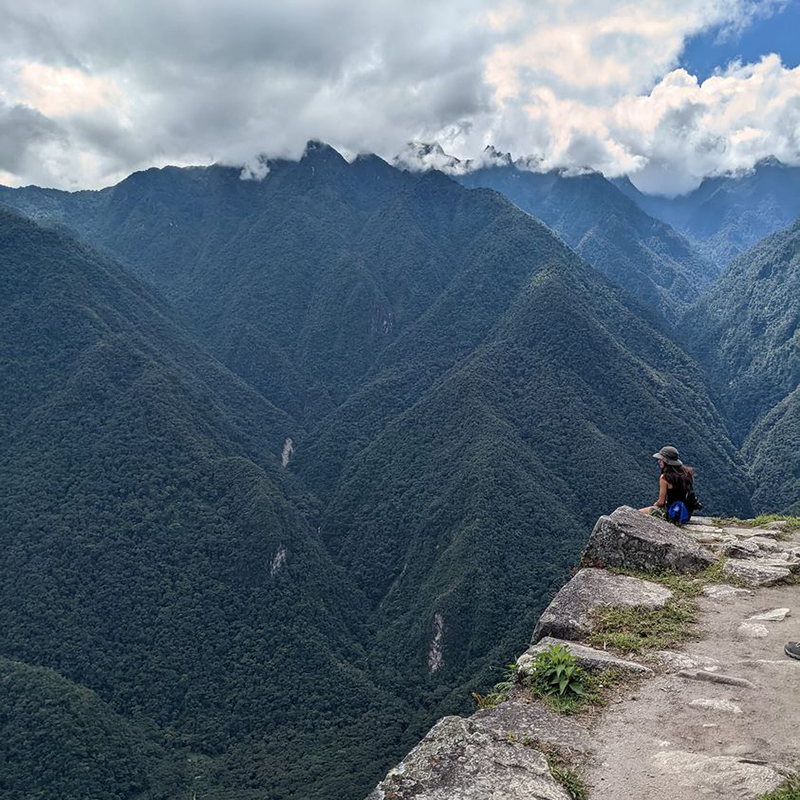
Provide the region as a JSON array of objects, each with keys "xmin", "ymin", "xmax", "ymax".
[{"xmin": 530, "ymin": 644, "xmax": 586, "ymax": 700}]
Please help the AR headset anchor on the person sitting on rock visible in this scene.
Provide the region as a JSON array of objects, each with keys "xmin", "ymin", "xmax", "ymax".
[{"xmin": 639, "ymin": 445, "xmax": 696, "ymax": 523}]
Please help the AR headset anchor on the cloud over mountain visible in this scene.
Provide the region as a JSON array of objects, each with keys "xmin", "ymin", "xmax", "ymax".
[{"xmin": 0, "ymin": 0, "xmax": 796, "ymax": 193}]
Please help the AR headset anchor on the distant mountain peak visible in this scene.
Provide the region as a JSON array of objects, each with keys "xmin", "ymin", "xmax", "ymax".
[
  {"xmin": 301, "ymin": 139, "xmax": 348, "ymax": 165},
  {"xmin": 393, "ymin": 141, "xmax": 468, "ymax": 175},
  {"xmin": 481, "ymin": 145, "xmax": 513, "ymax": 167},
  {"xmin": 753, "ymin": 155, "xmax": 786, "ymax": 170},
  {"xmin": 395, "ymin": 141, "xmax": 539, "ymax": 175}
]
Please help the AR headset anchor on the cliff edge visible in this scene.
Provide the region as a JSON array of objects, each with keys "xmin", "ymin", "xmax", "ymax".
[{"xmin": 366, "ymin": 507, "xmax": 800, "ymax": 800}]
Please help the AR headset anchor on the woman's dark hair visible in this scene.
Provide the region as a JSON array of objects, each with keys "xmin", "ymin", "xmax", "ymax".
[{"xmin": 661, "ymin": 463, "xmax": 695, "ymax": 491}]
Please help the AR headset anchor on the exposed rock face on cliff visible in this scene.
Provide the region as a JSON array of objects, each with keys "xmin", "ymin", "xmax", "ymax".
[
  {"xmin": 531, "ymin": 567, "xmax": 673, "ymax": 643},
  {"xmin": 366, "ymin": 715, "xmax": 572, "ymax": 800},
  {"xmin": 366, "ymin": 509, "xmax": 799, "ymax": 800},
  {"xmin": 583, "ymin": 506, "xmax": 717, "ymax": 573}
]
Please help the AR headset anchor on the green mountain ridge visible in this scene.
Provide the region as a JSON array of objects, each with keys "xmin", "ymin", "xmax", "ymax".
[
  {"xmin": 684, "ymin": 217, "xmax": 800, "ymax": 512},
  {"xmin": 615, "ymin": 159, "xmax": 800, "ymax": 265},
  {"xmin": 458, "ymin": 164, "xmax": 716, "ymax": 319},
  {"xmin": 0, "ymin": 146, "xmax": 788, "ymax": 800}
]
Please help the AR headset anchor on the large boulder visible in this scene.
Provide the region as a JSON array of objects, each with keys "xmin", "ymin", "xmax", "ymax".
[
  {"xmin": 583, "ymin": 506, "xmax": 716, "ymax": 574},
  {"xmin": 531, "ymin": 568, "xmax": 672, "ymax": 643},
  {"xmin": 365, "ymin": 715, "xmax": 571, "ymax": 800}
]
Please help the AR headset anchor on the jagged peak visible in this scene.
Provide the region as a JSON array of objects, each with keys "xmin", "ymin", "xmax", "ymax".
[
  {"xmin": 393, "ymin": 140, "xmax": 468, "ymax": 175},
  {"xmin": 753, "ymin": 155, "xmax": 786, "ymax": 170}
]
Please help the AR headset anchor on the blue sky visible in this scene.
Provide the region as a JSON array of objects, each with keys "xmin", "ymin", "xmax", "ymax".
[{"xmin": 681, "ymin": 1, "xmax": 800, "ymax": 78}]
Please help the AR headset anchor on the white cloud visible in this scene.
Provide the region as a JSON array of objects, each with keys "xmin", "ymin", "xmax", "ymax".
[
  {"xmin": 611, "ymin": 56, "xmax": 800, "ymax": 193},
  {"xmin": 0, "ymin": 0, "xmax": 796, "ymax": 193}
]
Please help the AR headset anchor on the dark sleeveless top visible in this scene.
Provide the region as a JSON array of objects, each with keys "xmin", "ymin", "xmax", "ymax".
[{"xmin": 665, "ymin": 470, "xmax": 692, "ymax": 505}]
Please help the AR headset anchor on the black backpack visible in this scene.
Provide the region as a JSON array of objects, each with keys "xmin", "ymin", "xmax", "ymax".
[{"xmin": 685, "ymin": 490, "xmax": 703, "ymax": 514}]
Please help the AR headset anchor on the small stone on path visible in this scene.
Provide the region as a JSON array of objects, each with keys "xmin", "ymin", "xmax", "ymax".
[
  {"xmin": 721, "ymin": 540, "xmax": 760, "ymax": 558},
  {"xmin": 724, "ymin": 526, "xmax": 783, "ymax": 540},
  {"xmin": 703, "ymin": 584, "xmax": 752, "ymax": 600},
  {"xmin": 736, "ymin": 622, "xmax": 770, "ymax": 639},
  {"xmin": 748, "ymin": 608, "xmax": 791, "ymax": 622},
  {"xmin": 688, "ymin": 698, "xmax": 743, "ymax": 714},
  {"xmin": 654, "ymin": 651, "xmax": 698, "ymax": 671},
  {"xmin": 677, "ymin": 669, "xmax": 756, "ymax": 689},
  {"xmin": 651, "ymin": 751, "xmax": 784, "ymax": 796},
  {"xmin": 747, "ymin": 537, "xmax": 782, "ymax": 552}
]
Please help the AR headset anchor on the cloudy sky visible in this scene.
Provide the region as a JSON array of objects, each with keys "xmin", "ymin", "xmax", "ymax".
[{"xmin": 1, "ymin": 0, "xmax": 799, "ymax": 194}]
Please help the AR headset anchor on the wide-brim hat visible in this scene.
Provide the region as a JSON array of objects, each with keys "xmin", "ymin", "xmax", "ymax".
[{"xmin": 653, "ymin": 446, "xmax": 682, "ymax": 467}]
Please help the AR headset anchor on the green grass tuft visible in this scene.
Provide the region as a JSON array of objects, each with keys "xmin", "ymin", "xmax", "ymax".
[
  {"xmin": 759, "ymin": 773, "xmax": 800, "ymax": 799},
  {"xmin": 589, "ymin": 566, "xmax": 727, "ymax": 653},
  {"xmin": 588, "ymin": 600, "xmax": 698, "ymax": 654},
  {"xmin": 589, "ymin": 559, "xmax": 764, "ymax": 654},
  {"xmin": 546, "ymin": 752, "xmax": 588, "ymax": 800}
]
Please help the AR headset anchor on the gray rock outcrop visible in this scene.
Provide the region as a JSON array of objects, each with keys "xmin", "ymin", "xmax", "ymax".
[
  {"xmin": 723, "ymin": 559, "xmax": 791, "ymax": 587},
  {"xmin": 366, "ymin": 715, "xmax": 572, "ymax": 800},
  {"xmin": 366, "ymin": 511, "xmax": 799, "ymax": 800},
  {"xmin": 473, "ymin": 698, "xmax": 593, "ymax": 758},
  {"xmin": 518, "ymin": 636, "xmax": 651, "ymax": 675},
  {"xmin": 583, "ymin": 506, "xmax": 717, "ymax": 573},
  {"xmin": 531, "ymin": 567, "xmax": 672, "ymax": 643}
]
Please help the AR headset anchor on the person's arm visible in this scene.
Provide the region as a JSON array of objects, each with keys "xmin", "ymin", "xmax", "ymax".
[
  {"xmin": 639, "ymin": 476, "xmax": 668, "ymax": 513},
  {"xmin": 654, "ymin": 475, "xmax": 668, "ymax": 507}
]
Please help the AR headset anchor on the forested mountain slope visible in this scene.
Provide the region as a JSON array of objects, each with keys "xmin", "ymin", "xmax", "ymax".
[
  {"xmin": 0, "ymin": 143, "xmax": 711, "ymax": 418},
  {"xmin": 458, "ymin": 162, "xmax": 715, "ymax": 319},
  {"xmin": 0, "ymin": 145, "xmax": 444, "ymax": 423},
  {"xmin": 301, "ymin": 188, "xmax": 750, "ymax": 706},
  {"xmin": 0, "ymin": 207, "xmax": 410, "ymax": 800},
  {"xmin": 0, "ymin": 656, "xmax": 181, "ymax": 800},
  {"xmin": 683, "ymin": 218, "xmax": 800, "ymax": 512},
  {"xmin": 615, "ymin": 158, "xmax": 800, "ymax": 265},
  {"xmin": 0, "ymin": 150, "xmax": 761, "ymax": 800}
]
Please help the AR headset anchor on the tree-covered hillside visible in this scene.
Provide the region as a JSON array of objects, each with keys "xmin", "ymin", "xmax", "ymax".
[
  {"xmin": 0, "ymin": 148, "xmax": 768, "ymax": 800},
  {"xmin": 0, "ymin": 143, "xmax": 712, "ymax": 421},
  {"xmin": 0, "ymin": 207, "xmax": 411, "ymax": 800},
  {"xmin": 683, "ymin": 218, "xmax": 800, "ymax": 512},
  {"xmin": 0, "ymin": 656, "xmax": 182, "ymax": 800},
  {"xmin": 304, "ymin": 191, "xmax": 750, "ymax": 706},
  {"xmin": 458, "ymin": 163, "xmax": 715, "ymax": 319},
  {"xmin": 616, "ymin": 158, "xmax": 800, "ymax": 265}
]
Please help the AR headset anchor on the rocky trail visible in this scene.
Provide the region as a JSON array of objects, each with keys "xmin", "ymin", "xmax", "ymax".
[{"xmin": 367, "ymin": 509, "xmax": 800, "ymax": 800}]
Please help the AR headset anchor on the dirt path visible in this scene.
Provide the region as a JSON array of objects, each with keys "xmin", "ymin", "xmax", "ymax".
[{"xmin": 585, "ymin": 572, "xmax": 800, "ymax": 798}]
